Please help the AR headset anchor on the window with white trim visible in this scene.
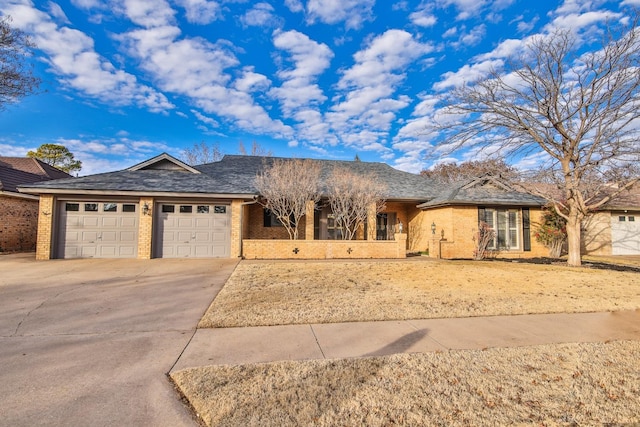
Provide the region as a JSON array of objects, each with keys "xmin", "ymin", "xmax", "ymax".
[{"xmin": 483, "ymin": 208, "xmax": 521, "ymax": 250}]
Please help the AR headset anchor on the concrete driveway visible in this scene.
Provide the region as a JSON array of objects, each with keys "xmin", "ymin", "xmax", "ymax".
[{"xmin": 0, "ymin": 253, "xmax": 239, "ymax": 427}]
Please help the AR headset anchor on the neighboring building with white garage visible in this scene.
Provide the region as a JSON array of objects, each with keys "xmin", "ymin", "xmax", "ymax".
[{"xmin": 583, "ymin": 187, "xmax": 640, "ymax": 256}]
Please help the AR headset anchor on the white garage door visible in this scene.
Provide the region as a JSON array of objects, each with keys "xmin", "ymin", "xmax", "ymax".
[
  {"xmin": 611, "ymin": 213, "xmax": 640, "ymax": 255},
  {"xmin": 155, "ymin": 203, "xmax": 230, "ymax": 258},
  {"xmin": 57, "ymin": 201, "xmax": 139, "ymax": 259}
]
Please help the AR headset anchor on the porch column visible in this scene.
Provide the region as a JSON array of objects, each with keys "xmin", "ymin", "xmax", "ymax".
[
  {"xmin": 305, "ymin": 200, "xmax": 315, "ymax": 240},
  {"xmin": 367, "ymin": 202, "xmax": 376, "ymax": 241},
  {"xmin": 35, "ymin": 194, "xmax": 54, "ymax": 260},
  {"xmin": 231, "ymin": 200, "xmax": 243, "ymax": 258},
  {"xmin": 137, "ymin": 197, "xmax": 154, "ymax": 259}
]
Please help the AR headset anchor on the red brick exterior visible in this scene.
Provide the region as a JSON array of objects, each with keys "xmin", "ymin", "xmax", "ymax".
[{"xmin": 0, "ymin": 195, "xmax": 39, "ymax": 252}]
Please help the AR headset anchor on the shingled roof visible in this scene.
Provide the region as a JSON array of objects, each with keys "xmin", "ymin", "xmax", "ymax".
[
  {"xmin": 0, "ymin": 157, "xmax": 71, "ymax": 194},
  {"xmin": 18, "ymin": 153, "xmax": 549, "ymax": 208},
  {"xmin": 417, "ymin": 175, "xmax": 547, "ymax": 208}
]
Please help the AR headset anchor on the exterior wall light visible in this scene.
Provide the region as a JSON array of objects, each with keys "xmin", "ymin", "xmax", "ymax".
[
  {"xmin": 431, "ymin": 221, "xmax": 436, "ymax": 234},
  {"xmin": 143, "ymin": 203, "xmax": 151, "ymax": 216}
]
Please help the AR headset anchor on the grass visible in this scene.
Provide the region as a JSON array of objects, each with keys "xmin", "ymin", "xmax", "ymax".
[
  {"xmin": 199, "ymin": 259, "xmax": 640, "ymax": 328},
  {"xmin": 176, "ymin": 258, "xmax": 640, "ymax": 426},
  {"xmin": 171, "ymin": 340, "xmax": 640, "ymax": 427}
]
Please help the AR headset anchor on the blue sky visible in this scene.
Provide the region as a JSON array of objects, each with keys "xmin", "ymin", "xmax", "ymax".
[{"xmin": 0, "ymin": 0, "xmax": 636, "ymax": 175}]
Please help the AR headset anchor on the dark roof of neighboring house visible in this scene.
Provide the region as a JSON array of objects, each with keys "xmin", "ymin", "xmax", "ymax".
[
  {"xmin": 0, "ymin": 157, "xmax": 71, "ymax": 193},
  {"xmin": 417, "ymin": 175, "xmax": 547, "ymax": 208},
  {"xmin": 599, "ymin": 185, "xmax": 640, "ymax": 210},
  {"xmin": 18, "ymin": 153, "xmax": 548, "ymax": 207}
]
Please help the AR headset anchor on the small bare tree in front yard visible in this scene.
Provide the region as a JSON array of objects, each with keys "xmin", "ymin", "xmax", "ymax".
[
  {"xmin": 473, "ymin": 221, "xmax": 496, "ymax": 260},
  {"xmin": 255, "ymin": 159, "xmax": 322, "ymax": 240},
  {"xmin": 325, "ymin": 166, "xmax": 386, "ymax": 240}
]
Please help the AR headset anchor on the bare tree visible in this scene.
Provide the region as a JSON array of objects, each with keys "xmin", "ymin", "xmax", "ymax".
[
  {"xmin": 181, "ymin": 141, "xmax": 223, "ymax": 165},
  {"xmin": 238, "ymin": 140, "xmax": 273, "ymax": 157},
  {"xmin": 421, "ymin": 159, "xmax": 519, "ymax": 184},
  {"xmin": 431, "ymin": 21, "xmax": 640, "ymax": 266},
  {"xmin": 255, "ymin": 159, "xmax": 322, "ymax": 240},
  {"xmin": 473, "ymin": 222, "xmax": 496, "ymax": 260},
  {"xmin": 1, "ymin": 16, "xmax": 40, "ymax": 110},
  {"xmin": 325, "ymin": 166, "xmax": 386, "ymax": 240}
]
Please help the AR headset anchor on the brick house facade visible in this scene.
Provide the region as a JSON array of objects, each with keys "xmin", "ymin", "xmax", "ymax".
[
  {"xmin": 20, "ymin": 153, "xmax": 554, "ymax": 260},
  {"xmin": 0, "ymin": 158, "xmax": 71, "ymax": 253}
]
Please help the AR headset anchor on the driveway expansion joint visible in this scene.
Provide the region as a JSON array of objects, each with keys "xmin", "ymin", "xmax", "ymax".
[{"xmin": 309, "ymin": 325, "xmax": 326, "ymax": 359}]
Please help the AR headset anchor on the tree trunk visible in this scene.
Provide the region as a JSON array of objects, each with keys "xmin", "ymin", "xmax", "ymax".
[{"xmin": 565, "ymin": 212, "xmax": 582, "ymax": 267}]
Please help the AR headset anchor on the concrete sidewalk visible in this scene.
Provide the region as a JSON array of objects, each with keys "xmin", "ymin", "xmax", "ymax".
[{"xmin": 172, "ymin": 310, "xmax": 640, "ymax": 371}]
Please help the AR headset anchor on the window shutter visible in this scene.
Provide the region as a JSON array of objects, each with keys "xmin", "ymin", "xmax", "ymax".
[
  {"xmin": 478, "ymin": 207, "xmax": 486, "ymax": 225},
  {"xmin": 522, "ymin": 208, "xmax": 531, "ymax": 251}
]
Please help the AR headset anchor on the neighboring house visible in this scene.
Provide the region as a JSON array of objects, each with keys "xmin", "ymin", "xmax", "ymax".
[
  {"xmin": 19, "ymin": 153, "xmax": 551, "ymax": 260},
  {"xmin": 0, "ymin": 157, "xmax": 71, "ymax": 253},
  {"xmin": 582, "ymin": 186, "xmax": 640, "ymax": 256}
]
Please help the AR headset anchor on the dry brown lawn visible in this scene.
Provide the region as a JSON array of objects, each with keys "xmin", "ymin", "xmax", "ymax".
[
  {"xmin": 172, "ymin": 340, "xmax": 640, "ymax": 427},
  {"xmin": 181, "ymin": 258, "xmax": 640, "ymax": 426},
  {"xmin": 200, "ymin": 259, "xmax": 640, "ymax": 328}
]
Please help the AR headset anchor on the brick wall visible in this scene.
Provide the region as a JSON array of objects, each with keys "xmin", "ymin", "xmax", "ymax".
[
  {"xmin": 410, "ymin": 205, "xmax": 549, "ymax": 259},
  {"xmin": 0, "ymin": 195, "xmax": 39, "ymax": 253},
  {"xmin": 581, "ymin": 211, "xmax": 612, "ymax": 256},
  {"xmin": 35, "ymin": 195, "xmax": 54, "ymax": 260},
  {"xmin": 244, "ymin": 203, "xmax": 308, "ymax": 239},
  {"xmin": 243, "ymin": 233, "xmax": 407, "ymax": 259}
]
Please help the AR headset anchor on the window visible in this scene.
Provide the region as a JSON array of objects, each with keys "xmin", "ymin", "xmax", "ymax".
[
  {"xmin": 629, "ymin": 216, "xmax": 635, "ymax": 222},
  {"xmin": 263, "ymin": 209, "xmax": 284, "ymax": 227},
  {"xmin": 122, "ymin": 204, "xmax": 136, "ymax": 213},
  {"xmin": 214, "ymin": 206, "xmax": 227, "ymax": 214},
  {"xmin": 65, "ymin": 203, "xmax": 80, "ymax": 212},
  {"xmin": 197, "ymin": 205, "xmax": 209, "ymax": 214},
  {"xmin": 103, "ymin": 203, "xmax": 117, "ymax": 212},
  {"xmin": 84, "ymin": 203, "xmax": 98, "ymax": 212},
  {"xmin": 327, "ymin": 213, "xmax": 343, "ymax": 240},
  {"xmin": 619, "ymin": 216, "xmax": 626, "ymax": 222},
  {"xmin": 180, "ymin": 205, "xmax": 193, "ymax": 213},
  {"xmin": 482, "ymin": 208, "xmax": 521, "ymax": 250},
  {"xmin": 162, "ymin": 205, "xmax": 175, "ymax": 213}
]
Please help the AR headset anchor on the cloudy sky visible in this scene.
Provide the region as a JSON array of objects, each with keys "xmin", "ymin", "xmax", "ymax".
[{"xmin": 0, "ymin": 0, "xmax": 636, "ymax": 175}]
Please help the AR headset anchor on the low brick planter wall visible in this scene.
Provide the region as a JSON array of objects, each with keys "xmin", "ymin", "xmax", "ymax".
[{"xmin": 242, "ymin": 234, "xmax": 407, "ymax": 259}]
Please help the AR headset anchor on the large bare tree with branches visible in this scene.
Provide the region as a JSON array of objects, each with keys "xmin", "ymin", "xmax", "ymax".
[
  {"xmin": 1, "ymin": 16, "xmax": 40, "ymax": 110},
  {"xmin": 431, "ymin": 20, "xmax": 640, "ymax": 266},
  {"xmin": 325, "ymin": 166, "xmax": 386, "ymax": 240},
  {"xmin": 254, "ymin": 159, "xmax": 322, "ymax": 240}
]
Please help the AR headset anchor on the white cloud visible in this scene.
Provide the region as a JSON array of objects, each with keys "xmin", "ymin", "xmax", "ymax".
[
  {"xmin": 191, "ymin": 110, "xmax": 219, "ymax": 127},
  {"xmin": 1, "ymin": 2, "xmax": 174, "ymax": 113},
  {"xmin": 284, "ymin": 0, "xmax": 304, "ymax": 13},
  {"xmin": 240, "ymin": 2, "xmax": 281, "ymax": 28},
  {"xmin": 47, "ymin": 1, "xmax": 70, "ymax": 23},
  {"xmin": 328, "ymin": 30, "xmax": 434, "ymax": 152},
  {"xmin": 175, "ymin": 0, "xmax": 222, "ymax": 25},
  {"xmin": 269, "ymin": 30, "xmax": 333, "ymax": 117},
  {"xmin": 410, "ymin": 5, "xmax": 437, "ymax": 27},
  {"xmin": 234, "ymin": 67, "xmax": 271, "ymax": 92},
  {"xmin": 306, "ymin": 0, "xmax": 375, "ymax": 30},
  {"xmin": 119, "ymin": 0, "xmax": 175, "ymax": 27}
]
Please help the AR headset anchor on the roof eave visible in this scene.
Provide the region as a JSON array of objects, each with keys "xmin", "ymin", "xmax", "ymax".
[{"xmin": 17, "ymin": 187, "xmax": 258, "ymax": 199}]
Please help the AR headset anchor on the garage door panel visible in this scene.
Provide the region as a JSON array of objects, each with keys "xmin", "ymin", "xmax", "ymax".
[
  {"xmin": 156, "ymin": 203, "xmax": 230, "ymax": 258},
  {"xmin": 611, "ymin": 214, "xmax": 640, "ymax": 255},
  {"xmin": 121, "ymin": 217, "xmax": 136, "ymax": 227},
  {"xmin": 83, "ymin": 217, "xmax": 99, "ymax": 227},
  {"xmin": 195, "ymin": 218, "xmax": 211, "ymax": 228},
  {"xmin": 178, "ymin": 218, "xmax": 194, "ymax": 227},
  {"xmin": 58, "ymin": 202, "xmax": 138, "ymax": 259},
  {"xmin": 212, "ymin": 218, "xmax": 227, "ymax": 227}
]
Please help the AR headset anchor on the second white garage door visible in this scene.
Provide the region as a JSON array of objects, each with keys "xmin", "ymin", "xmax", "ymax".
[
  {"xmin": 611, "ymin": 212, "xmax": 640, "ymax": 255},
  {"xmin": 155, "ymin": 203, "xmax": 231, "ymax": 258}
]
